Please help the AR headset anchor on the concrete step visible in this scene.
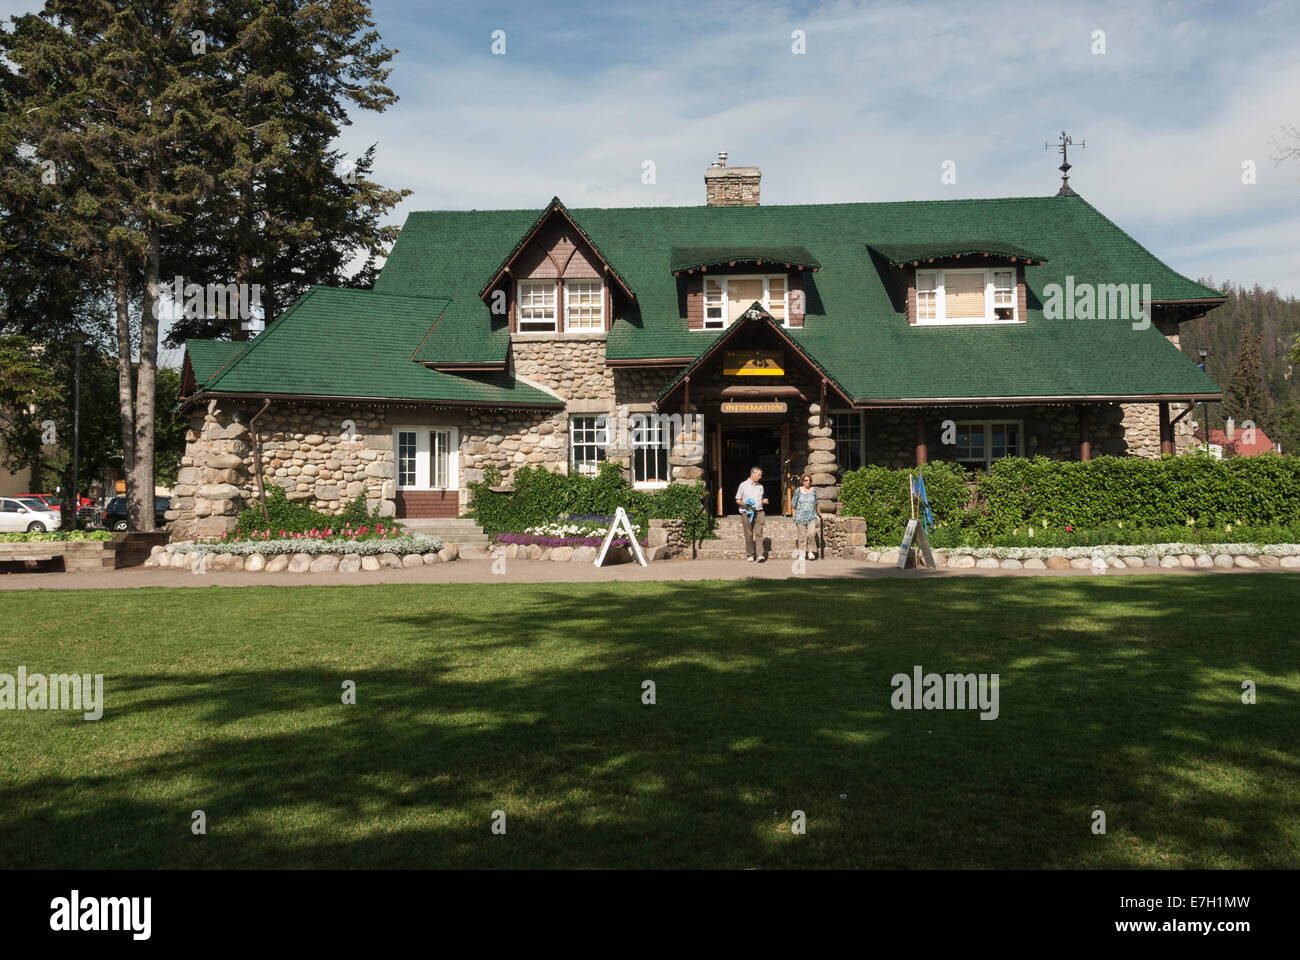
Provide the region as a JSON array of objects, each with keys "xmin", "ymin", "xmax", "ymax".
[{"xmin": 398, "ymin": 518, "xmax": 491, "ymax": 546}]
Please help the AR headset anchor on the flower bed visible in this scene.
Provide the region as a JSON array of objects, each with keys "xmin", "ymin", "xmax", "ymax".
[{"xmin": 491, "ymin": 515, "xmax": 647, "ymax": 554}]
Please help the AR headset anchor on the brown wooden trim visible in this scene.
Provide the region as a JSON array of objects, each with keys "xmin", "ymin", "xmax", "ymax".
[
  {"xmin": 788, "ymin": 272, "xmax": 804, "ymax": 328},
  {"xmin": 605, "ymin": 357, "xmax": 693, "ymax": 368},
  {"xmin": 480, "ymin": 202, "xmax": 636, "ymax": 302},
  {"xmin": 427, "ymin": 362, "xmax": 508, "ymax": 372},
  {"xmin": 657, "ymin": 313, "xmax": 853, "ymax": 409}
]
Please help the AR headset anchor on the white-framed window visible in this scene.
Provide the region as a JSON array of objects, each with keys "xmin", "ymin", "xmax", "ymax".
[
  {"xmin": 917, "ymin": 271, "xmax": 937, "ymax": 321},
  {"xmin": 630, "ymin": 414, "xmax": 670, "ymax": 487},
  {"xmin": 954, "ymin": 420, "xmax": 1022, "ymax": 468},
  {"xmin": 517, "ymin": 279, "xmax": 557, "ymax": 333},
  {"xmin": 569, "ymin": 415, "xmax": 607, "ymax": 477},
  {"xmin": 829, "ymin": 411, "xmax": 864, "ymax": 471},
  {"xmin": 700, "ymin": 275, "xmax": 790, "ymax": 329},
  {"xmin": 393, "ymin": 426, "xmax": 459, "ymax": 489},
  {"xmin": 914, "ymin": 268, "xmax": 1020, "ymax": 324},
  {"xmin": 564, "ymin": 279, "xmax": 604, "ymax": 331}
]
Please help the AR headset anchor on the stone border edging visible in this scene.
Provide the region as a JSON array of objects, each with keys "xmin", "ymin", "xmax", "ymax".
[
  {"xmin": 856, "ymin": 542, "xmax": 1300, "ymax": 570},
  {"xmin": 144, "ymin": 540, "xmax": 460, "ymax": 572}
]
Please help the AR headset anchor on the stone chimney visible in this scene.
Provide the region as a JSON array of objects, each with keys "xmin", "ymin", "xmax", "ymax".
[{"xmin": 704, "ymin": 152, "xmax": 760, "ymax": 206}]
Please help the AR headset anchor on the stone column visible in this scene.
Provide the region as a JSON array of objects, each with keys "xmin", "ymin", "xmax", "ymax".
[
  {"xmin": 669, "ymin": 413, "xmax": 705, "ymax": 484},
  {"xmin": 177, "ymin": 403, "xmax": 251, "ymax": 539},
  {"xmin": 806, "ymin": 403, "xmax": 840, "ymax": 514}
]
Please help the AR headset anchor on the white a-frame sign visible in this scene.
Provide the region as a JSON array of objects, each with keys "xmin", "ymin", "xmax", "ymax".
[{"xmin": 594, "ymin": 506, "xmax": 648, "ymax": 567}]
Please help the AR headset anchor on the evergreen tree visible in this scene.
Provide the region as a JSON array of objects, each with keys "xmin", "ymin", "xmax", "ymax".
[{"xmin": 1223, "ymin": 327, "xmax": 1273, "ymax": 436}]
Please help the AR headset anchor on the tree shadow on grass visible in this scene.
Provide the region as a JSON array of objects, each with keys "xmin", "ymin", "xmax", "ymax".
[{"xmin": 1, "ymin": 576, "xmax": 1297, "ymax": 868}]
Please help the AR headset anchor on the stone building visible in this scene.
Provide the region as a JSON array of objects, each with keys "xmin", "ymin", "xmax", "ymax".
[{"xmin": 173, "ymin": 154, "xmax": 1224, "ymax": 539}]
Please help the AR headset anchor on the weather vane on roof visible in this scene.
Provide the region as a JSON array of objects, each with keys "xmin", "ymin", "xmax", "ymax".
[{"xmin": 1046, "ymin": 131, "xmax": 1085, "ymax": 196}]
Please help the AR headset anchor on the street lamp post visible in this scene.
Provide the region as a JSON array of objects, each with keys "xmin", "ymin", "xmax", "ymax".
[
  {"xmin": 69, "ymin": 332, "xmax": 88, "ymax": 528},
  {"xmin": 1198, "ymin": 346, "xmax": 1209, "ymax": 454}
]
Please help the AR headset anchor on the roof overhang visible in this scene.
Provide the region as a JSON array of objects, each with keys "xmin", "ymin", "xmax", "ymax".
[
  {"xmin": 852, "ymin": 392, "xmax": 1223, "ymax": 408},
  {"xmin": 179, "ymin": 390, "xmax": 565, "ymax": 414},
  {"xmin": 868, "ymin": 241, "xmax": 1048, "ymax": 267},
  {"xmin": 670, "ymin": 246, "xmax": 821, "ymax": 275}
]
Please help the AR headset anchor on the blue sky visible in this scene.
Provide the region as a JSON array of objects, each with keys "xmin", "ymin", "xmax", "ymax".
[
  {"xmin": 5, "ymin": 0, "xmax": 1299, "ymax": 302},
  {"xmin": 335, "ymin": 0, "xmax": 1300, "ymax": 297}
]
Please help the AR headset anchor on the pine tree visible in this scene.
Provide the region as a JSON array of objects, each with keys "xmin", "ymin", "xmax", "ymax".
[{"xmin": 1224, "ymin": 327, "xmax": 1273, "ymax": 437}]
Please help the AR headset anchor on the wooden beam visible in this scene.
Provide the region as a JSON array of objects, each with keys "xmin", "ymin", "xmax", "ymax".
[
  {"xmin": 683, "ymin": 375, "xmax": 690, "ymax": 418},
  {"xmin": 1079, "ymin": 407, "xmax": 1091, "ymax": 461},
  {"xmin": 915, "ymin": 415, "xmax": 927, "ymax": 466},
  {"xmin": 1159, "ymin": 401, "xmax": 1172, "ymax": 455},
  {"xmin": 819, "ymin": 379, "xmax": 827, "ymax": 428},
  {"xmin": 693, "ymin": 385, "xmax": 809, "ymax": 400}
]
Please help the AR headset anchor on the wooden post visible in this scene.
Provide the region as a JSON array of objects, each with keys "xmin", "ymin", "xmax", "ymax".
[
  {"xmin": 1079, "ymin": 406, "xmax": 1091, "ymax": 461},
  {"xmin": 1158, "ymin": 401, "xmax": 1172, "ymax": 455},
  {"xmin": 683, "ymin": 375, "xmax": 690, "ymax": 419},
  {"xmin": 819, "ymin": 379, "xmax": 827, "ymax": 427},
  {"xmin": 915, "ymin": 415, "xmax": 927, "ymax": 466}
]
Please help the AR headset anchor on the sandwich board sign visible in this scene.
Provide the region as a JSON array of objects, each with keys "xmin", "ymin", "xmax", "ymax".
[
  {"xmin": 897, "ymin": 518, "xmax": 936, "ymax": 569},
  {"xmin": 594, "ymin": 506, "xmax": 647, "ymax": 567}
]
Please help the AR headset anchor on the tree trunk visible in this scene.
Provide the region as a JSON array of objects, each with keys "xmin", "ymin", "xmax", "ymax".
[
  {"xmin": 113, "ymin": 261, "xmax": 137, "ymax": 527},
  {"xmin": 132, "ymin": 221, "xmax": 161, "ymax": 532}
]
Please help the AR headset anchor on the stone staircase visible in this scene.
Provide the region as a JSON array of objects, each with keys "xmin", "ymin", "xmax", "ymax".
[
  {"xmin": 398, "ymin": 518, "xmax": 491, "ymax": 551},
  {"xmin": 694, "ymin": 515, "xmax": 824, "ymax": 560}
]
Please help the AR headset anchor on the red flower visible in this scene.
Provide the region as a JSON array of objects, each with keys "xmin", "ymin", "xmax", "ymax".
[{"xmin": 1065, "ymin": 525, "xmax": 1074, "ymax": 532}]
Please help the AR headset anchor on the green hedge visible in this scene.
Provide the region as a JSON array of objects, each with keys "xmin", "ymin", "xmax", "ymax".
[
  {"xmin": 838, "ymin": 461, "xmax": 971, "ymax": 546},
  {"xmin": 0, "ymin": 530, "xmax": 114, "ymax": 543},
  {"xmin": 840, "ymin": 453, "xmax": 1300, "ymax": 546},
  {"xmin": 468, "ymin": 462, "xmax": 712, "ymax": 541}
]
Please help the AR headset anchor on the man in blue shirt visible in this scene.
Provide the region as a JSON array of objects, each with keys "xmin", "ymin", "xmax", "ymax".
[{"xmin": 734, "ymin": 466, "xmax": 769, "ymax": 562}]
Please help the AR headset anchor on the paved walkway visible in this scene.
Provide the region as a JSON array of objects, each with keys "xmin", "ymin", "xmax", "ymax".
[{"xmin": 0, "ymin": 549, "xmax": 1282, "ymax": 590}]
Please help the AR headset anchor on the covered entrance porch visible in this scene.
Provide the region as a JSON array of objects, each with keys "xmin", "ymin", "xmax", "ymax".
[{"xmin": 656, "ymin": 303, "xmax": 854, "ymax": 517}]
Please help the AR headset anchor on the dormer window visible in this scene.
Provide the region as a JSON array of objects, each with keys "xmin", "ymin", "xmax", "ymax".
[
  {"xmin": 702, "ymin": 274, "xmax": 789, "ymax": 329},
  {"xmin": 564, "ymin": 279, "xmax": 604, "ymax": 331},
  {"xmin": 517, "ymin": 280, "xmax": 557, "ymax": 332},
  {"xmin": 915, "ymin": 267, "xmax": 1020, "ymax": 324}
]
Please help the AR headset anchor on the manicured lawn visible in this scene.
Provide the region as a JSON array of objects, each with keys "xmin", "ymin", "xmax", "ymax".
[{"xmin": 1, "ymin": 576, "xmax": 1297, "ymax": 869}]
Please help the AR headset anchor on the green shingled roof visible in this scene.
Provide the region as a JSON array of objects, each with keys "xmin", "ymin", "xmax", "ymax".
[
  {"xmin": 193, "ymin": 192, "xmax": 1223, "ymax": 406},
  {"xmin": 185, "ymin": 339, "xmax": 246, "ymax": 387},
  {"xmin": 374, "ymin": 193, "xmax": 1222, "ymax": 403},
  {"xmin": 867, "ymin": 241, "xmax": 1048, "ymax": 265},
  {"xmin": 188, "ymin": 286, "xmax": 562, "ymax": 407},
  {"xmin": 670, "ymin": 246, "xmax": 820, "ymax": 273}
]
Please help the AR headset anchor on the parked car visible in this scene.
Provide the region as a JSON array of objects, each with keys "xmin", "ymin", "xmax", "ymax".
[
  {"xmin": 102, "ymin": 496, "xmax": 171, "ymax": 531},
  {"xmin": 0, "ymin": 496, "xmax": 64, "ymax": 533}
]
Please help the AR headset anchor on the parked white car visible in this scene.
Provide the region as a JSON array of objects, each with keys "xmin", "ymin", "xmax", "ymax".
[{"xmin": 0, "ymin": 497, "xmax": 64, "ymax": 533}]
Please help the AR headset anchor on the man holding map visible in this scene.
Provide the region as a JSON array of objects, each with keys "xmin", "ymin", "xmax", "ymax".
[{"xmin": 734, "ymin": 466, "xmax": 769, "ymax": 562}]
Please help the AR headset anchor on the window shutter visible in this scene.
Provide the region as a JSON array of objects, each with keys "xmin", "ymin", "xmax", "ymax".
[{"xmin": 944, "ymin": 272, "xmax": 985, "ymax": 319}]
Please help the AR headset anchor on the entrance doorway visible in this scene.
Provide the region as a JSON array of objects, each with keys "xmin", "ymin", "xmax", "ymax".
[{"xmin": 719, "ymin": 425, "xmax": 784, "ymax": 516}]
